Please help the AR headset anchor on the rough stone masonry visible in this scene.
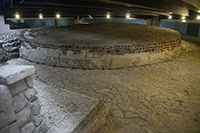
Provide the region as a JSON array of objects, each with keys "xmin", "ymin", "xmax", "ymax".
[
  {"xmin": 0, "ymin": 65, "xmax": 47, "ymax": 133},
  {"xmin": 19, "ymin": 22, "xmax": 182, "ymax": 69}
]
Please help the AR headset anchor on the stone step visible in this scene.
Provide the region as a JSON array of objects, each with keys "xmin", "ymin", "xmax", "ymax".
[
  {"xmin": 34, "ymin": 80, "xmax": 118, "ymax": 133},
  {"xmin": 84, "ymin": 106, "xmax": 118, "ymax": 133}
]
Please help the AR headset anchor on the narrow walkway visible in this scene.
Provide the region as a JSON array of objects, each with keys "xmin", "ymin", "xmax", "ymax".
[{"xmin": 7, "ymin": 40, "xmax": 200, "ymax": 133}]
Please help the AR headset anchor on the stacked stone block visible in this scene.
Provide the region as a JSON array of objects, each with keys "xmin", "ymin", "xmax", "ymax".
[
  {"xmin": 0, "ymin": 65, "xmax": 46, "ymax": 133},
  {"xmin": 0, "ymin": 34, "xmax": 22, "ymax": 62}
]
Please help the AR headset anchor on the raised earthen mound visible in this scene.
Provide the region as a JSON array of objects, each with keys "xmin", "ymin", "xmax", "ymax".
[
  {"xmin": 20, "ymin": 22, "xmax": 182, "ymax": 69},
  {"xmin": 23, "ymin": 22, "xmax": 180, "ymax": 46}
]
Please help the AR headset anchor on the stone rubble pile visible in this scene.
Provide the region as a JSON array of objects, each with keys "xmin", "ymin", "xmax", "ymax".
[
  {"xmin": 21, "ymin": 24, "xmax": 90, "ymax": 39},
  {"xmin": 0, "ymin": 33, "xmax": 22, "ymax": 62}
]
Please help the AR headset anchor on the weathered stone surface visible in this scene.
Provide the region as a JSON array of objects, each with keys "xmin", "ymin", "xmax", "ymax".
[
  {"xmin": 24, "ymin": 76, "xmax": 33, "ymax": 88},
  {"xmin": 0, "ymin": 122, "xmax": 19, "ymax": 133},
  {"xmin": 112, "ymin": 108, "xmax": 124, "ymax": 118},
  {"xmin": 21, "ymin": 122, "xmax": 35, "ymax": 133},
  {"xmin": 33, "ymin": 115, "xmax": 44, "ymax": 127},
  {"xmin": 138, "ymin": 120, "xmax": 149, "ymax": 126},
  {"xmin": 8, "ymin": 79, "xmax": 27, "ymax": 96},
  {"xmin": 16, "ymin": 106, "xmax": 32, "ymax": 127},
  {"xmin": 167, "ymin": 112, "xmax": 182, "ymax": 118},
  {"xmin": 124, "ymin": 118, "xmax": 141, "ymax": 125},
  {"xmin": 12, "ymin": 93, "xmax": 28, "ymax": 113},
  {"xmin": 85, "ymin": 107, "xmax": 118, "ymax": 133},
  {"xmin": 30, "ymin": 100, "xmax": 41, "ymax": 116},
  {"xmin": 24, "ymin": 88, "xmax": 37, "ymax": 100},
  {"xmin": 140, "ymin": 113, "xmax": 150, "ymax": 120},
  {"xmin": 156, "ymin": 122, "xmax": 167, "ymax": 133},
  {"xmin": 0, "ymin": 85, "xmax": 16, "ymax": 130},
  {"xmin": 0, "ymin": 34, "xmax": 21, "ymax": 63},
  {"xmin": 117, "ymin": 104, "xmax": 129, "ymax": 111},
  {"xmin": 124, "ymin": 111, "xmax": 138, "ymax": 118},
  {"xmin": 0, "ymin": 65, "xmax": 35, "ymax": 85},
  {"xmin": 19, "ymin": 22, "xmax": 181, "ymax": 69},
  {"xmin": 133, "ymin": 125, "xmax": 148, "ymax": 133},
  {"xmin": 7, "ymin": 39, "xmax": 200, "ymax": 133},
  {"xmin": 35, "ymin": 122, "xmax": 48, "ymax": 133},
  {"xmin": 143, "ymin": 126, "xmax": 158, "ymax": 133}
]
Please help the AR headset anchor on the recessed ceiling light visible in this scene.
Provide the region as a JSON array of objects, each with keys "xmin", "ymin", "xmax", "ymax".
[
  {"xmin": 126, "ymin": 14, "xmax": 130, "ymax": 19},
  {"xmin": 89, "ymin": 15, "xmax": 92, "ymax": 19},
  {"xmin": 181, "ymin": 19, "xmax": 186, "ymax": 22},
  {"xmin": 15, "ymin": 13, "xmax": 20, "ymax": 19},
  {"xmin": 169, "ymin": 15, "xmax": 172, "ymax": 19},
  {"xmin": 107, "ymin": 14, "xmax": 110, "ymax": 19},
  {"xmin": 56, "ymin": 13, "xmax": 60, "ymax": 18},
  {"xmin": 39, "ymin": 13, "xmax": 43, "ymax": 19}
]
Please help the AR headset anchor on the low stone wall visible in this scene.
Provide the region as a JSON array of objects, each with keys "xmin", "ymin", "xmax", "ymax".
[
  {"xmin": 0, "ymin": 65, "xmax": 46, "ymax": 133},
  {"xmin": 20, "ymin": 39, "xmax": 182, "ymax": 69},
  {"xmin": 0, "ymin": 33, "xmax": 21, "ymax": 62}
]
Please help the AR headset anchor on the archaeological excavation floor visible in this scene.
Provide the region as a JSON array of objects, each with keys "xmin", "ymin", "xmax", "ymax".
[{"xmin": 7, "ymin": 40, "xmax": 200, "ymax": 133}]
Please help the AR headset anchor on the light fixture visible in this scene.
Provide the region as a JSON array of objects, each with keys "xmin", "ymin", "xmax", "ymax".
[
  {"xmin": 15, "ymin": 13, "xmax": 20, "ymax": 19},
  {"xmin": 56, "ymin": 13, "xmax": 60, "ymax": 18},
  {"xmin": 107, "ymin": 14, "xmax": 110, "ymax": 19},
  {"xmin": 182, "ymin": 16, "xmax": 185, "ymax": 20},
  {"xmin": 89, "ymin": 15, "xmax": 93, "ymax": 19},
  {"xmin": 126, "ymin": 14, "xmax": 130, "ymax": 19},
  {"xmin": 39, "ymin": 13, "xmax": 43, "ymax": 19},
  {"xmin": 181, "ymin": 19, "xmax": 186, "ymax": 22},
  {"xmin": 197, "ymin": 15, "xmax": 200, "ymax": 20},
  {"xmin": 169, "ymin": 12, "xmax": 172, "ymax": 14},
  {"xmin": 169, "ymin": 15, "xmax": 172, "ymax": 19}
]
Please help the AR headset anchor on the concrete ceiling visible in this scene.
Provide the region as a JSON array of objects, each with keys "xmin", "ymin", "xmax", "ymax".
[{"xmin": 0, "ymin": 0, "xmax": 199, "ymax": 19}]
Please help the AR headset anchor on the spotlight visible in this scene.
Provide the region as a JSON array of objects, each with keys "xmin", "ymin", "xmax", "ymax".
[
  {"xmin": 126, "ymin": 14, "xmax": 130, "ymax": 19},
  {"xmin": 89, "ymin": 15, "xmax": 92, "ymax": 19},
  {"xmin": 56, "ymin": 13, "xmax": 60, "ymax": 18},
  {"xmin": 182, "ymin": 16, "xmax": 185, "ymax": 20},
  {"xmin": 197, "ymin": 15, "xmax": 200, "ymax": 20},
  {"xmin": 169, "ymin": 15, "xmax": 172, "ymax": 19},
  {"xmin": 15, "ymin": 13, "xmax": 20, "ymax": 19},
  {"xmin": 181, "ymin": 20, "xmax": 186, "ymax": 22},
  {"xmin": 107, "ymin": 14, "xmax": 110, "ymax": 19},
  {"xmin": 39, "ymin": 13, "xmax": 43, "ymax": 19}
]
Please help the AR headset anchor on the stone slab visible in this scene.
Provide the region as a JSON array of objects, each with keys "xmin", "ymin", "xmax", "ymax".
[
  {"xmin": 0, "ymin": 65, "xmax": 35, "ymax": 85},
  {"xmin": 84, "ymin": 106, "xmax": 119, "ymax": 133},
  {"xmin": 34, "ymin": 80, "xmax": 117, "ymax": 133},
  {"xmin": 0, "ymin": 122, "xmax": 19, "ymax": 133}
]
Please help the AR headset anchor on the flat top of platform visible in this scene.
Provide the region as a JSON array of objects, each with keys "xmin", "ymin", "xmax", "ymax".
[
  {"xmin": 33, "ymin": 80, "xmax": 102, "ymax": 133},
  {"xmin": 0, "ymin": 65, "xmax": 35, "ymax": 85},
  {"xmin": 24, "ymin": 22, "xmax": 180, "ymax": 46}
]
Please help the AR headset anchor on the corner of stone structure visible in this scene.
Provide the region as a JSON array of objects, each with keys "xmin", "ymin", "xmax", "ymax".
[{"xmin": 0, "ymin": 65, "xmax": 47, "ymax": 133}]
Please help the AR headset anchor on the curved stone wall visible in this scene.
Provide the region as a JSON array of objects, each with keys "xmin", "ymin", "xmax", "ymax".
[{"xmin": 20, "ymin": 22, "xmax": 182, "ymax": 69}]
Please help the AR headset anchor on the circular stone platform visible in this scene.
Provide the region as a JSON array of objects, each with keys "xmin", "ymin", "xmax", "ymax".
[{"xmin": 20, "ymin": 22, "xmax": 182, "ymax": 69}]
